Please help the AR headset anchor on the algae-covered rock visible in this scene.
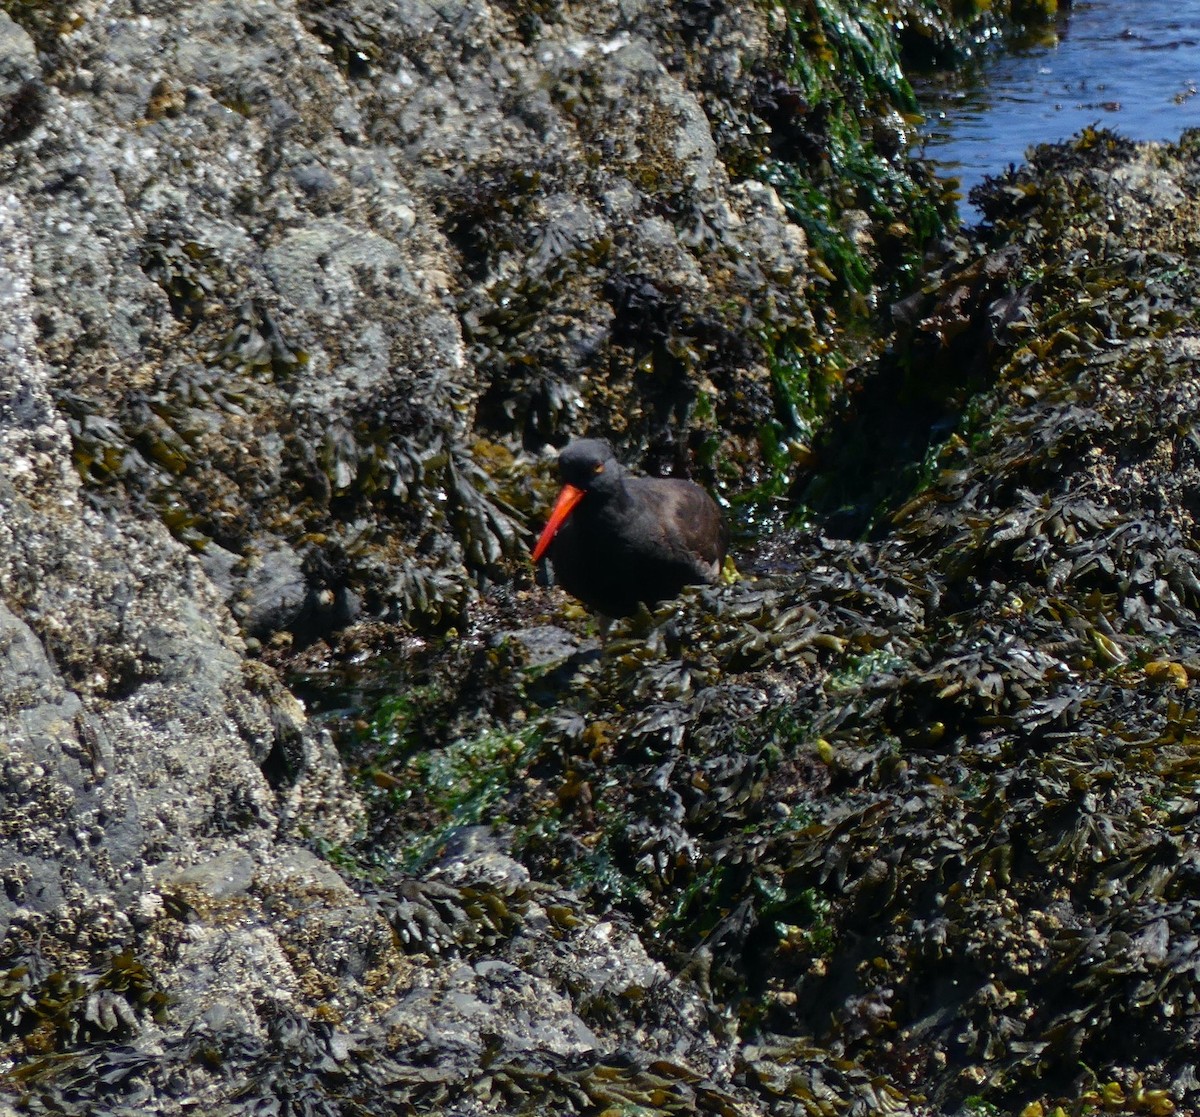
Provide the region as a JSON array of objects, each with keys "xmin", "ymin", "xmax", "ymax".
[
  {"xmin": 304, "ymin": 123, "xmax": 1200, "ymax": 1114},
  {"xmin": 0, "ymin": 0, "xmax": 1122, "ymax": 1114},
  {"xmin": 0, "ymin": 0, "xmax": 958, "ymax": 643},
  {"xmin": 454, "ymin": 130, "xmax": 1200, "ymax": 1115},
  {"xmin": 0, "ymin": 193, "xmax": 372, "ymax": 1101}
]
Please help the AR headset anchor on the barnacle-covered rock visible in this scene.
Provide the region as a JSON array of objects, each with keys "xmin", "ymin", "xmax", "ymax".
[
  {"xmin": 0, "ymin": 0, "xmax": 993, "ymax": 653},
  {"xmin": 310, "ymin": 126, "xmax": 1200, "ymax": 1116},
  {"xmin": 0, "ymin": 0, "xmax": 1130, "ymax": 1114},
  {"xmin": 0, "ymin": 196, "xmax": 379, "ymax": 1105},
  {"xmin": 524, "ymin": 130, "xmax": 1200, "ymax": 1114}
]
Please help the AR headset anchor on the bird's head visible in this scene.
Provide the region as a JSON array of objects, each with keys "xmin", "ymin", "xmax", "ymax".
[
  {"xmin": 531, "ymin": 438, "xmax": 622, "ymax": 562},
  {"xmin": 556, "ymin": 438, "xmax": 619, "ymax": 489}
]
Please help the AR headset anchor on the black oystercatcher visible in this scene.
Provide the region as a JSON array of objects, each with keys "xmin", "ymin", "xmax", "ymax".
[{"xmin": 531, "ymin": 439, "xmax": 728, "ymax": 616}]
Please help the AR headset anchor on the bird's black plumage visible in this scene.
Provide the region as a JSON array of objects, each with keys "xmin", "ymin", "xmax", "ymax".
[{"xmin": 532, "ymin": 439, "xmax": 728, "ymax": 617}]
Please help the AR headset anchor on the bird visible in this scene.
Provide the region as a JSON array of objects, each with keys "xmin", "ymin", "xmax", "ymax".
[{"xmin": 531, "ymin": 438, "xmax": 729, "ymax": 617}]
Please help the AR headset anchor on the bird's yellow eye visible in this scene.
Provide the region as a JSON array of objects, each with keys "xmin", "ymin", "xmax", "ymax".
[{"xmin": 593, "ymin": 462, "xmax": 605, "ymax": 474}]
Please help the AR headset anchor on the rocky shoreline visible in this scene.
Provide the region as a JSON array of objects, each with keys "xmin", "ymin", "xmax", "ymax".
[{"xmin": 3, "ymin": 1, "xmax": 1196, "ymax": 1114}]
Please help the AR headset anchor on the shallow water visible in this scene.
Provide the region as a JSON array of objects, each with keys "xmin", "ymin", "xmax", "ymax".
[{"xmin": 915, "ymin": 0, "xmax": 1200, "ymax": 217}]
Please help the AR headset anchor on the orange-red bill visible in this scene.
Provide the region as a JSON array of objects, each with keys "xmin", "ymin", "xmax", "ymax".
[{"xmin": 531, "ymin": 483, "xmax": 585, "ymax": 563}]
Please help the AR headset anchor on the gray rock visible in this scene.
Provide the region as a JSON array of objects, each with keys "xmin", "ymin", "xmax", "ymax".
[
  {"xmin": 0, "ymin": 190, "xmax": 368, "ymax": 1073},
  {"xmin": 386, "ymin": 959, "xmax": 601, "ymax": 1060},
  {"xmin": 0, "ymin": 0, "xmax": 826, "ymax": 1109},
  {"xmin": 238, "ymin": 542, "xmax": 308, "ymax": 636}
]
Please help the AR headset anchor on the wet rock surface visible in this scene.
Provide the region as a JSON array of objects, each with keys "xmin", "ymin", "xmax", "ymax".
[
  {"xmin": 480, "ymin": 130, "xmax": 1200, "ymax": 1113},
  {"xmin": 5, "ymin": 0, "xmax": 1191, "ymax": 1115},
  {"xmin": 312, "ymin": 130, "xmax": 1200, "ymax": 1114}
]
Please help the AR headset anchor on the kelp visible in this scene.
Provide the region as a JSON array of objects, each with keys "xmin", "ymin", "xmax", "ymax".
[{"xmin": 319, "ymin": 130, "xmax": 1200, "ymax": 1115}]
